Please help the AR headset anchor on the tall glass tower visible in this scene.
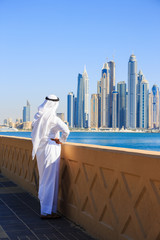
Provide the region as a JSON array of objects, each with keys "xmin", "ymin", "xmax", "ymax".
[
  {"xmin": 67, "ymin": 92, "xmax": 74, "ymax": 128},
  {"xmin": 76, "ymin": 67, "xmax": 89, "ymax": 129},
  {"xmin": 137, "ymin": 70, "xmax": 144, "ymax": 128},
  {"xmin": 101, "ymin": 63, "xmax": 110, "ymax": 128},
  {"xmin": 151, "ymin": 85, "xmax": 159, "ymax": 129},
  {"xmin": 83, "ymin": 66, "xmax": 89, "ymax": 128},
  {"xmin": 74, "ymin": 97, "xmax": 77, "ymax": 128},
  {"xmin": 126, "ymin": 90, "xmax": 128, "ymax": 129},
  {"xmin": 23, "ymin": 101, "xmax": 30, "ymax": 122},
  {"xmin": 108, "ymin": 60, "xmax": 115, "ymax": 127},
  {"xmin": 128, "ymin": 54, "xmax": 137, "ymax": 129},
  {"xmin": 117, "ymin": 81, "xmax": 126, "ymax": 129},
  {"xmin": 148, "ymin": 93, "xmax": 152, "ymax": 129},
  {"xmin": 76, "ymin": 73, "xmax": 84, "ymax": 128},
  {"xmin": 112, "ymin": 91, "xmax": 118, "ymax": 129},
  {"xmin": 140, "ymin": 79, "xmax": 149, "ymax": 129},
  {"xmin": 97, "ymin": 80, "xmax": 101, "ymax": 128},
  {"xmin": 90, "ymin": 94, "xmax": 98, "ymax": 128}
]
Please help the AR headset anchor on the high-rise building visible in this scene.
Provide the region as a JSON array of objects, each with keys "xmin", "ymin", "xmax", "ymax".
[
  {"xmin": 112, "ymin": 91, "xmax": 118, "ymax": 129},
  {"xmin": 108, "ymin": 60, "xmax": 115, "ymax": 127},
  {"xmin": 97, "ymin": 80, "xmax": 101, "ymax": 94},
  {"xmin": 4, "ymin": 119, "xmax": 8, "ymax": 126},
  {"xmin": 23, "ymin": 101, "xmax": 30, "ymax": 122},
  {"xmin": 148, "ymin": 93, "xmax": 152, "ymax": 129},
  {"xmin": 101, "ymin": 63, "xmax": 110, "ymax": 128},
  {"xmin": 159, "ymin": 91, "xmax": 160, "ymax": 129},
  {"xmin": 83, "ymin": 66, "xmax": 89, "ymax": 128},
  {"xmin": 126, "ymin": 91, "xmax": 128, "ymax": 129},
  {"xmin": 74, "ymin": 97, "xmax": 77, "ymax": 128},
  {"xmin": 76, "ymin": 73, "xmax": 84, "ymax": 128},
  {"xmin": 67, "ymin": 92, "xmax": 74, "ymax": 128},
  {"xmin": 128, "ymin": 54, "xmax": 137, "ymax": 129},
  {"xmin": 117, "ymin": 81, "xmax": 126, "ymax": 129},
  {"xmin": 137, "ymin": 70, "xmax": 144, "ymax": 128},
  {"xmin": 140, "ymin": 79, "xmax": 149, "ymax": 129},
  {"xmin": 97, "ymin": 94, "xmax": 101, "ymax": 128},
  {"xmin": 76, "ymin": 67, "xmax": 89, "ymax": 129},
  {"xmin": 151, "ymin": 85, "xmax": 159, "ymax": 128},
  {"xmin": 90, "ymin": 94, "xmax": 98, "ymax": 128},
  {"xmin": 97, "ymin": 80, "xmax": 101, "ymax": 128}
]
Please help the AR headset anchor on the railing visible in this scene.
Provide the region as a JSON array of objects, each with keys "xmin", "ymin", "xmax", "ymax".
[{"xmin": 0, "ymin": 136, "xmax": 160, "ymax": 240}]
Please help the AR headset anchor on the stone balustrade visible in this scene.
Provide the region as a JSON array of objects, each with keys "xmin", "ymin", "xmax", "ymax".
[{"xmin": 0, "ymin": 136, "xmax": 160, "ymax": 240}]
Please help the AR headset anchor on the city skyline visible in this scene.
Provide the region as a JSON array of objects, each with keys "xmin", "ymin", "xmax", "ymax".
[
  {"xmin": 67, "ymin": 53, "xmax": 160, "ymax": 130},
  {"xmin": 2, "ymin": 52, "xmax": 160, "ymax": 126},
  {"xmin": 0, "ymin": 0, "xmax": 160, "ymax": 123}
]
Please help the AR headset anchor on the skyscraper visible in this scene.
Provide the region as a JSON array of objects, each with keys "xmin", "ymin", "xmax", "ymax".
[
  {"xmin": 97, "ymin": 80, "xmax": 101, "ymax": 128},
  {"xmin": 4, "ymin": 119, "xmax": 8, "ymax": 126},
  {"xmin": 83, "ymin": 66, "xmax": 89, "ymax": 128},
  {"xmin": 76, "ymin": 67, "xmax": 89, "ymax": 128},
  {"xmin": 128, "ymin": 54, "xmax": 137, "ymax": 129},
  {"xmin": 74, "ymin": 97, "xmax": 77, "ymax": 128},
  {"xmin": 90, "ymin": 94, "xmax": 98, "ymax": 128},
  {"xmin": 117, "ymin": 81, "xmax": 126, "ymax": 129},
  {"xmin": 76, "ymin": 73, "xmax": 84, "ymax": 128},
  {"xmin": 112, "ymin": 91, "xmax": 118, "ymax": 129},
  {"xmin": 101, "ymin": 63, "xmax": 110, "ymax": 128},
  {"xmin": 108, "ymin": 60, "xmax": 115, "ymax": 127},
  {"xmin": 67, "ymin": 92, "xmax": 74, "ymax": 128},
  {"xmin": 137, "ymin": 70, "xmax": 144, "ymax": 128},
  {"xmin": 126, "ymin": 90, "xmax": 128, "ymax": 129},
  {"xmin": 148, "ymin": 93, "xmax": 152, "ymax": 129},
  {"xmin": 23, "ymin": 101, "xmax": 30, "ymax": 122},
  {"xmin": 97, "ymin": 80, "xmax": 101, "ymax": 94},
  {"xmin": 140, "ymin": 79, "xmax": 149, "ymax": 129},
  {"xmin": 151, "ymin": 85, "xmax": 159, "ymax": 128}
]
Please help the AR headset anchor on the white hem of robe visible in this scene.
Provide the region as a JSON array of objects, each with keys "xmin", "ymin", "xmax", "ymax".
[{"xmin": 36, "ymin": 139, "xmax": 61, "ymax": 215}]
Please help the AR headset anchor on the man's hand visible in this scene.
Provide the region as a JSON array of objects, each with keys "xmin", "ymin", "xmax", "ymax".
[{"xmin": 54, "ymin": 138, "xmax": 62, "ymax": 144}]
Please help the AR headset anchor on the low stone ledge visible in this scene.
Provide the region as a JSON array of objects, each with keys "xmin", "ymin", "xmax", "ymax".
[{"xmin": 0, "ymin": 136, "xmax": 160, "ymax": 240}]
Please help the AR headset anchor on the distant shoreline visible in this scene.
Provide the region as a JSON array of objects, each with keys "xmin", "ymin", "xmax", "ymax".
[
  {"xmin": 0, "ymin": 128, "xmax": 160, "ymax": 134},
  {"xmin": 69, "ymin": 129, "xmax": 160, "ymax": 133}
]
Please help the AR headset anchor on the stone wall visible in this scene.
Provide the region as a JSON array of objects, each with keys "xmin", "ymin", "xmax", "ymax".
[{"xmin": 1, "ymin": 136, "xmax": 160, "ymax": 240}]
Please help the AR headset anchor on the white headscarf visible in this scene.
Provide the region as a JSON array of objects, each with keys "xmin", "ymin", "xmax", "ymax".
[{"xmin": 31, "ymin": 94, "xmax": 59, "ymax": 160}]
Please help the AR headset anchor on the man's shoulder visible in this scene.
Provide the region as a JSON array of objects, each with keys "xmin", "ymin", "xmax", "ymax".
[
  {"xmin": 55, "ymin": 116, "xmax": 67, "ymax": 126},
  {"xmin": 55, "ymin": 116, "xmax": 62, "ymax": 123}
]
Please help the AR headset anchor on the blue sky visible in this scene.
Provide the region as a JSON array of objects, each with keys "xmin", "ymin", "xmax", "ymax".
[{"xmin": 0, "ymin": 0, "xmax": 160, "ymax": 123}]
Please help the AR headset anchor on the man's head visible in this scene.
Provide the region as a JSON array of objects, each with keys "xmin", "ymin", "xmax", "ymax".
[
  {"xmin": 44, "ymin": 94, "xmax": 59, "ymax": 114},
  {"xmin": 45, "ymin": 95, "xmax": 59, "ymax": 102}
]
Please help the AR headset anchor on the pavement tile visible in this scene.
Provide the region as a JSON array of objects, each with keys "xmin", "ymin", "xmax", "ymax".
[
  {"xmin": 14, "ymin": 236, "xmax": 38, "ymax": 240},
  {"xmin": 0, "ymin": 174, "xmax": 97, "ymax": 240},
  {"xmin": 0, "ymin": 225, "xmax": 10, "ymax": 239},
  {"xmin": 0, "ymin": 181, "xmax": 17, "ymax": 188},
  {"xmin": 7, "ymin": 232, "xmax": 37, "ymax": 240},
  {"xmin": 1, "ymin": 224, "xmax": 27, "ymax": 232}
]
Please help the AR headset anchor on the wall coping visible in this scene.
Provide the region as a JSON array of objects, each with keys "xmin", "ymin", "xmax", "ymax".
[{"xmin": 0, "ymin": 135, "xmax": 160, "ymax": 158}]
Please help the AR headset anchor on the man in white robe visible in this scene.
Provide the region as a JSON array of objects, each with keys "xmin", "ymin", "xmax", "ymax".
[{"xmin": 31, "ymin": 94, "xmax": 70, "ymax": 218}]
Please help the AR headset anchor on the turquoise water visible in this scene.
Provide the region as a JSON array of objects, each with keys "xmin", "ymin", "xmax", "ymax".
[{"xmin": 0, "ymin": 131, "xmax": 160, "ymax": 152}]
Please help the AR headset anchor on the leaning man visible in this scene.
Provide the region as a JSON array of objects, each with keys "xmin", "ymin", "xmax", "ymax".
[{"xmin": 31, "ymin": 94, "xmax": 70, "ymax": 219}]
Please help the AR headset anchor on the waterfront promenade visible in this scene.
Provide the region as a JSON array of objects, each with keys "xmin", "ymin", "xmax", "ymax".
[
  {"xmin": 1, "ymin": 136, "xmax": 160, "ymax": 240},
  {"xmin": 0, "ymin": 173, "xmax": 96, "ymax": 240}
]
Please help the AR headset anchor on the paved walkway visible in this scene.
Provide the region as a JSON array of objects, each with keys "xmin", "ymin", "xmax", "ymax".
[{"xmin": 0, "ymin": 173, "xmax": 96, "ymax": 240}]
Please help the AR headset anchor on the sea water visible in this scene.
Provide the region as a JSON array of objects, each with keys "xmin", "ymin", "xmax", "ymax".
[{"xmin": 0, "ymin": 131, "xmax": 160, "ymax": 152}]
